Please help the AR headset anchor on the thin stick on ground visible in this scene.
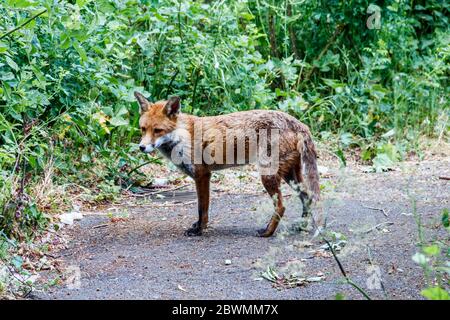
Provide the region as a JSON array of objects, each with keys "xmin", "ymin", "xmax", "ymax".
[
  {"xmin": 363, "ymin": 221, "xmax": 394, "ymax": 234},
  {"xmin": 361, "ymin": 203, "xmax": 390, "ymax": 217},
  {"xmin": 126, "ymin": 200, "xmax": 197, "ymax": 208},
  {"xmin": 92, "ymin": 224, "xmax": 109, "ymax": 229},
  {"xmin": 310, "ymin": 215, "xmax": 372, "ymax": 300},
  {"xmin": 130, "ymin": 183, "xmax": 189, "ymax": 197}
]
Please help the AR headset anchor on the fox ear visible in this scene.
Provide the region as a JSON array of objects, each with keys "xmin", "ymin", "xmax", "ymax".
[
  {"xmin": 134, "ymin": 91, "xmax": 151, "ymax": 113},
  {"xmin": 164, "ymin": 96, "xmax": 181, "ymax": 117}
]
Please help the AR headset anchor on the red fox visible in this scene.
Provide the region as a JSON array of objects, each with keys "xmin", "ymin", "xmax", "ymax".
[{"xmin": 135, "ymin": 92, "xmax": 320, "ymax": 237}]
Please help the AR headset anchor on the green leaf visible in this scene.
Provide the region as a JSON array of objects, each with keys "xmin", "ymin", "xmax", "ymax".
[
  {"xmin": 322, "ymin": 78, "xmax": 346, "ymax": 90},
  {"xmin": 109, "ymin": 116, "xmax": 128, "ymax": 127},
  {"xmin": 335, "ymin": 149, "xmax": 346, "ymax": 167},
  {"xmin": 7, "ymin": 0, "xmax": 36, "ymax": 8},
  {"xmin": 115, "ymin": 106, "xmax": 128, "ymax": 117},
  {"xmin": 421, "ymin": 287, "xmax": 449, "ymax": 300},
  {"xmin": 0, "ymin": 42, "xmax": 9, "ymax": 53},
  {"xmin": 76, "ymin": 0, "xmax": 91, "ymax": 7},
  {"xmin": 412, "ymin": 252, "xmax": 429, "ymax": 266},
  {"xmin": 240, "ymin": 13, "xmax": 254, "ymax": 21},
  {"xmin": 442, "ymin": 208, "xmax": 449, "ymax": 228},
  {"xmin": 73, "ymin": 40, "xmax": 87, "ymax": 62},
  {"xmin": 372, "ymin": 153, "xmax": 395, "ymax": 172},
  {"xmin": 11, "ymin": 255, "xmax": 23, "ymax": 269},
  {"xmin": 5, "ymin": 56, "xmax": 19, "ymax": 71},
  {"xmin": 335, "ymin": 292, "xmax": 345, "ymax": 300},
  {"xmin": 340, "ymin": 132, "xmax": 353, "ymax": 147},
  {"xmin": 423, "ymin": 244, "xmax": 440, "ymax": 256},
  {"xmin": 81, "ymin": 154, "xmax": 91, "ymax": 163},
  {"xmin": 154, "ymin": 12, "xmax": 167, "ymax": 22},
  {"xmin": 381, "ymin": 129, "xmax": 395, "ymax": 139},
  {"xmin": 0, "ymin": 72, "xmax": 15, "ymax": 81},
  {"xmin": 361, "ymin": 148, "xmax": 375, "ymax": 161}
]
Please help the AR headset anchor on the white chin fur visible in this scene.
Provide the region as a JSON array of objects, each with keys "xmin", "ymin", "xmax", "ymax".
[
  {"xmin": 140, "ymin": 132, "xmax": 178, "ymax": 153},
  {"xmin": 154, "ymin": 134, "xmax": 173, "ymax": 148},
  {"xmin": 143, "ymin": 145, "xmax": 154, "ymax": 153}
]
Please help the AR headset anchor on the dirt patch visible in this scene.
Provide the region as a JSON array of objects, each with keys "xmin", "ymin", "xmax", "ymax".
[{"xmin": 31, "ymin": 158, "xmax": 449, "ymax": 300}]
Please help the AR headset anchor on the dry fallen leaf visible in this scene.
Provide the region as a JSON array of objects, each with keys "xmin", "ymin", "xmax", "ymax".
[{"xmin": 177, "ymin": 284, "xmax": 187, "ymax": 292}]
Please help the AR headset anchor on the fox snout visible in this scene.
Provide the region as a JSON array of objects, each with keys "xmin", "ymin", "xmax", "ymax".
[{"xmin": 139, "ymin": 143, "xmax": 154, "ymax": 153}]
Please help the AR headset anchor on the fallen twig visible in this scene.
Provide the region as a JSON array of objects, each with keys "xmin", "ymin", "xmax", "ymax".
[
  {"xmin": 361, "ymin": 203, "xmax": 390, "ymax": 217},
  {"xmin": 136, "ymin": 200, "xmax": 197, "ymax": 208},
  {"xmin": 131, "ymin": 184, "xmax": 189, "ymax": 197},
  {"xmin": 438, "ymin": 176, "xmax": 450, "ymax": 181},
  {"xmin": 92, "ymin": 224, "xmax": 109, "ymax": 229},
  {"xmin": 363, "ymin": 221, "xmax": 394, "ymax": 234},
  {"xmin": 154, "ymin": 200, "xmax": 196, "ymax": 207}
]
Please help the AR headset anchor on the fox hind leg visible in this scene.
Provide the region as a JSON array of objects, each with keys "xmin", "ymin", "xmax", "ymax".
[
  {"xmin": 258, "ymin": 175, "xmax": 285, "ymax": 237},
  {"xmin": 283, "ymin": 163, "xmax": 312, "ymax": 218},
  {"xmin": 281, "ymin": 164, "xmax": 313, "ymax": 234},
  {"xmin": 294, "ymin": 163, "xmax": 313, "ymax": 218}
]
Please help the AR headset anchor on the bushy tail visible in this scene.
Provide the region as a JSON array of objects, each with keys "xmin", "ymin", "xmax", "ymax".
[{"xmin": 298, "ymin": 131, "xmax": 320, "ymax": 202}]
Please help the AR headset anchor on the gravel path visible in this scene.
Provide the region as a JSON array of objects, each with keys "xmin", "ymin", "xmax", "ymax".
[{"xmin": 32, "ymin": 159, "xmax": 449, "ymax": 300}]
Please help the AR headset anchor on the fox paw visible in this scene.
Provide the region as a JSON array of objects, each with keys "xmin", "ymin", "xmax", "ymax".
[
  {"xmin": 184, "ymin": 222, "xmax": 203, "ymax": 236},
  {"xmin": 257, "ymin": 228, "xmax": 273, "ymax": 238}
]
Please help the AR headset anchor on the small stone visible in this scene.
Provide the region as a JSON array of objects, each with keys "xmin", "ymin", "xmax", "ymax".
[
  {"xmin": 153, "ymin": 178, "xmax": 169, "ymax": 186},
  {"xmin": 250, "ymin": 171, "xmax": 259, "ymax": 178},
  {"xmin": 59, "ymin": 213, "xmax": 73, "ymax": 225},
  {"xmin": 71, "ymin": 211, "xmax": 83, "ymax": 220},
  {"xmin": 318, "ymin": 165, "xmax": 329, "ymax": 174},
  {"xmin": 224, "ymin": 259, "xmax": 232, "ymax": 265}
]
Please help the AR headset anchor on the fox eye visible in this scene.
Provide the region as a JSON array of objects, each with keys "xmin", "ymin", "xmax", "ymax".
[{"xmin": 154, "ymin": 128, "xmax": 163, "ymax": 134}]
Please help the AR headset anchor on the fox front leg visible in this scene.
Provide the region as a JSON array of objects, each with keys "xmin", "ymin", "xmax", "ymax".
[{"xmin": 185, "ymin": 170, "xmax": 211, "ymax": 236}]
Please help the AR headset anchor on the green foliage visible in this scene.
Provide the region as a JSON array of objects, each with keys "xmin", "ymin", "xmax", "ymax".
[
  {"xmin": 421, "ymin": 287, "xmax": 449, "ymax": 300},
  {"xmin": 0, "ymin": 0, "xmax": 449, "ymax": 239},
  {"xmin": 334, "ymin": 292, "xmax": 346, "ymax": 300},
  {"xmin": 413, "ymin": 208, "xmax": 450, "ymax": 300},
  {"xmin": 442, "ymin": 208, "xmax": 449, "ymax": 229},
  {"xmin": 248, "ymin": 0, "xmax": 449, "ymax": 165}
]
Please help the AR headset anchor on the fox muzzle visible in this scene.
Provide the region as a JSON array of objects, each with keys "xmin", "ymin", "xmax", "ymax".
[{"xmin": 139, "ymin": 144, "xmax": 155, "ymax": 153}]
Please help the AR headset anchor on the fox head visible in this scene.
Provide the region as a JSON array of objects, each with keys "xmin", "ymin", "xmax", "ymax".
[{"xmin": 134, "ymin": 92, "xmax": 181, "ymax": 153}]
